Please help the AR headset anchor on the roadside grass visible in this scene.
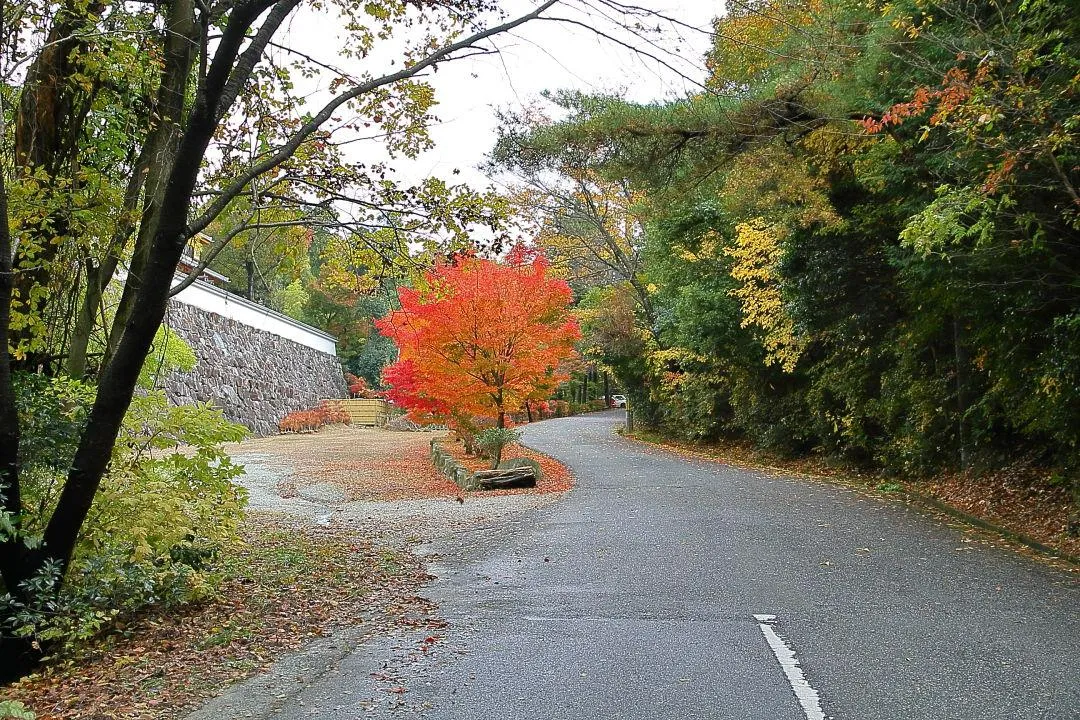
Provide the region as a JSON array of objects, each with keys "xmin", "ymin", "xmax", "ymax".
[
  {"xmin": 2, "ymin": 514, "xmax": 434, "ymax": 720},
  {"xmin": 622, "ymin": 428, "xmax": 1079, "ymax": 569}
]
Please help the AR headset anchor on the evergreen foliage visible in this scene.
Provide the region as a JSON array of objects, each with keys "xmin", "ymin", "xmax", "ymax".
[{"xmin": 502, "ymin": 0, "xmax": 1080, "ymax": 497}]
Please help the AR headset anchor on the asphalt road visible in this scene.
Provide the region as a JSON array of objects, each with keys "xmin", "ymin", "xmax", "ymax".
[{"xmin": 199, "ymin": 411, "xmax": 1080, "ymax": 720}]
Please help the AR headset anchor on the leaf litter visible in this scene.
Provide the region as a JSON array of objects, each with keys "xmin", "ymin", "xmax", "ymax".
[{"xmin": 3, "ymin": 424, "xmax": 575, "ymax": 718}]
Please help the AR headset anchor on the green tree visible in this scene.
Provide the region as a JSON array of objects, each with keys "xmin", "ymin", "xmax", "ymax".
[
  {"xmin": 3, "ymin": 0, "xmax": 682, "ymax": 678},
  {"xmin": 498, "ymin": 0, "xmax": 1080, "ymax": 488}
]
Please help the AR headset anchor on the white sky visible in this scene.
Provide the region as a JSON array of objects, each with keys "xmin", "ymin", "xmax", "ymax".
[
  {"xmin": 407, "ymin": 0, "xmax": 723, "ymax": 189},
  {"xmin": 282, "ymin": 0, "xmax": 723, "ymax": 193}
]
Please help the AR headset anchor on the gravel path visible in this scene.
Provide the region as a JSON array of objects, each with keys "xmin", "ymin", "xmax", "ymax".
[
  {"xmin": 227, "ymin": 424, "xmax": 561, "ymax": 545},
  {"xmin": 184, "ymin": 425, "xmax": 565, "ymax": 720}
]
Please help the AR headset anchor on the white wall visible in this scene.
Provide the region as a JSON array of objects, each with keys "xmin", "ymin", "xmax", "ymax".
[{"xmin": 171, "ymin": 276, "xmax": 338, "ymax": 356}]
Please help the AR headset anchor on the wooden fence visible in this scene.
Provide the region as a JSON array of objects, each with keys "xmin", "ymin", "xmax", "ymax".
[{"xmin": 327, "ymin": 398, "xmax": 390, "ymax": 426}]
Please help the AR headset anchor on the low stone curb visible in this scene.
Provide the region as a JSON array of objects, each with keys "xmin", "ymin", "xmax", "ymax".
[
  {"xmin": 901, "ymin": 490, "xmax": 1080, "ymax": 566},
  {"xmin": 430, "ymin": 440, "xmax": 543, "ymax": 492},
  {"xmin": 430, "ymin": 439, "xmax": 479, "ymax": 491}
]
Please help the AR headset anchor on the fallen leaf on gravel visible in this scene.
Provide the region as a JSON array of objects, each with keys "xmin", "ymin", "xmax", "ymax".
[{"xmin": 5, "ymin": 517, "xmax": 436, "ymax": 720}]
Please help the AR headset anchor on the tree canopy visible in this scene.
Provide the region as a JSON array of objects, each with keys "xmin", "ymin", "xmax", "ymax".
[
  {"xmin": 499, "ymin": 0, "xmax": 1079, "ymax": 483},
  {"xmin": 377, "ymin": 249, "xmax": 580, "ymax": 428}
]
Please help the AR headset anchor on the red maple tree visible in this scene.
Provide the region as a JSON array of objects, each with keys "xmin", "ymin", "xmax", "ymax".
[{"xmin": 376, "ymin": 249, "xmax": 580, "ymax": 427}]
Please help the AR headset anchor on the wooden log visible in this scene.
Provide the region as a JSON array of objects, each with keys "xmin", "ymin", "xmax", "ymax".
[
  {"xmin": 472, "ymin": 467, "xmax": 536, "ymax": 490},
  {"xmin": 497, "ymin": 457, "xmax": 543, "ymax": 480}
]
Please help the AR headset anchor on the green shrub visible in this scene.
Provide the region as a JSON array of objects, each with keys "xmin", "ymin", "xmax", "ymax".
[
  {"xmin": 0, "ymin": 700, "xmax": 36, "ymax": 719},
  {"xmin": 2, "ymin": 373, "xmax": 248, "ymax": 659},
  {"xmin": 12, "ymin": 372, "xmax": 95, "ymax": 479},
  {"xmin": 139, "ymin": 325, "xmax": 197, "ymax": 389},
  {"xmin": 475, "ymin": 427, "xmax": 522, "ymax": 468}
]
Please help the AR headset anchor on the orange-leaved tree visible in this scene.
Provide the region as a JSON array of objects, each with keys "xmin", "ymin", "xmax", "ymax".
[{"xmin": 376, "ymin": 248, "xmax": 580, "ymax": 428}]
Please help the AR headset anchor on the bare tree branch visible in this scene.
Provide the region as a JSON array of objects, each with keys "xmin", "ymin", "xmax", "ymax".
[{"xmin": 185, "ymin": 0, "xmax": 560, "ymax": 242}]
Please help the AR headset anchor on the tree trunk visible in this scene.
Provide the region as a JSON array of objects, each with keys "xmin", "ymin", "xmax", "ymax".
[
  {"xmin": 104, "ymin": 0, "xmax": 205, "ymax": 367},
  {"xmin": 9, "ymin": 0, "xmax": 104, "ymax": 360},
  {"xmin": 39, "ymin": 0, "xmax": 201, "ymax": 584},
  {"xmin": 0, "ymin": 140, "xmax": 23, "ymax": 559},
  {"xmin": 68, "ymin": 144, "xmax": 150, "ymax": 378},
  {"xmin": 0, "ymin": 152, "xmax": 19, "ymax": 524},
  {"xmin": 0, "ymin": 30, "xmax": 45, "ymax": 681},
  {"xmin": 603, "ymin": 371, "xmax": 610, "ymax": 407},
  {"xmin": 953, "ymin": 315, "xmax": 970, "ymax": 470},
  {"xmin": 67, "ymin": 258, "xmax": 110, "ymax": 378}
]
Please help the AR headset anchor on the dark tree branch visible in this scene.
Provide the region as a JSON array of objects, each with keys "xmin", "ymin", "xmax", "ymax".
[
  {"xmin": 186, "ymin": 0, "xmax": 560, "ymax": 240},
  {"xmin": 210, "ymin": 0, "xmax": 300, "ymax": 128}
]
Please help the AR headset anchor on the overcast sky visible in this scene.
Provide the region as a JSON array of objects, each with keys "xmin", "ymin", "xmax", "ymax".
[
  {"xmin": 285, "ymin": 0, "xmax": 724, "ymax": 192},
  {"xmin": 409, "ymin": 0, "xmax": 723, "ymax": 189}
]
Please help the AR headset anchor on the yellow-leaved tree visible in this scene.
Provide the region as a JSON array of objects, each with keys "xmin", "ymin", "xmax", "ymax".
[
  {"xmin": 719, "ymin": 140, "xmax": 840, "ymax": 372},
  {"xmin": 725, "ymin": 218, "xmax": 806, "ymax": 372},
  {"xmin": 508, "ymin": 172, "xmax": 655, "ymax": 327}
]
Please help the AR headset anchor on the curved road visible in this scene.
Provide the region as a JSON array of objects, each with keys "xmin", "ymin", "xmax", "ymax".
[{"xmin": 206, "ymin": 411, "xmax": 1080, "ymax": 719}]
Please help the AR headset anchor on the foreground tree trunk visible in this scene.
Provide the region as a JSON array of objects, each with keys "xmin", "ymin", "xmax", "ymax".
[
  {"xmin": 1, "ymin": 0, "xmax": 203, "ymax": 680},
  {"xmin": 0, "ymin": 121, "xmax": 19, "ymax": 571},
  {"xmin": 0, "ymin": 3, "xmax": 46, "ymax": 681},
  {"xmin": 9, "ymin": 0, "xmax": 104, "ymax": 362},
  {"xmin": 67, "ymin": 145, "xmax": 151, "ymax": 378},
  {"xmin": 0, "ymin": 0, "xmax": 564, "ymax": 681}
]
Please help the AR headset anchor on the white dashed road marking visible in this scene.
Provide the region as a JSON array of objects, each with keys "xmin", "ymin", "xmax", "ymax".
[{"xmin": 754, "ymin": 614, "xmax": 827, "ymax": 720}]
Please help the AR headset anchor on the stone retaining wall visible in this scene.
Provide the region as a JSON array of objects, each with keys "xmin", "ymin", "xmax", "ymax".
[
  {"xmin": 430, "ymin": 439, "xmax": 478, "ymax": 491},
  {"xmin": 162, "ymin": 300, "xmax": 347, "ymax": 436},
  {"xmin": 428, "ymin": 440, "xmax": 541, "ymax": 491}
]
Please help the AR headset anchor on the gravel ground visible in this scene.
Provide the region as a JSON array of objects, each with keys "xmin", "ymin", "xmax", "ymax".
[
  {"xmin": 227, "ymin": 424, "xmax": 562, "ymax": 546},
  {"xmin": 181, "ymin": 425, "xmax": 566, "ymax": 720}
]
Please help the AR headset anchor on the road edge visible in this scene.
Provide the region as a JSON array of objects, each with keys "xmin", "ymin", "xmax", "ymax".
[{"xmin": 619, "ymin": 429, "xmax": 1079, "ymax": 569}]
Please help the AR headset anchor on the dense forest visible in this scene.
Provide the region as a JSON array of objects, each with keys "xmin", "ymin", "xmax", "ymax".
[
  {"xmin": 494, "ymin": 0, "xmax": 1079, "ymax": 497},
  {"xmin": 1, "ymin": 0, "xmax": 1076, "ymax": 685}
]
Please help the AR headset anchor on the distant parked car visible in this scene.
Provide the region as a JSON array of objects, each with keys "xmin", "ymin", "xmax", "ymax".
[{"xmin": 610, "ymin": 394, "xmax": 627, "ymax": 408}]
